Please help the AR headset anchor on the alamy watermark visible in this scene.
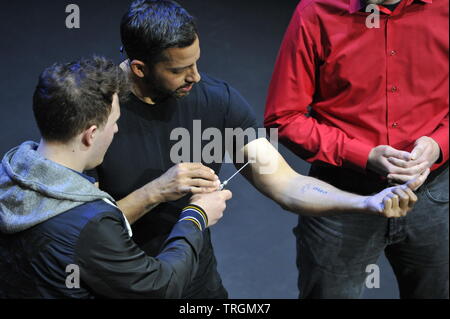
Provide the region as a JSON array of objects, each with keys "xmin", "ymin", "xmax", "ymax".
[
  {"xmin": 365, "ymin": 264, "xmax": 380, "ymax": 289},
  {"xmin": 65, "ymin": 4, "xmax": 80, "ymax": 29},
  {"xmin": 65, "ymin": 264, "xmax": 80, "ymax": 289},
  {"xmin": 170, "ymin": 120, "xmax": 279, "ymax": 174}
]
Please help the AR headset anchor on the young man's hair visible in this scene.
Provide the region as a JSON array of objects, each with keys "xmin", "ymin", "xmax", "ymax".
[
  {"xmin": 33, "ymin": 56, "xmax": 129, "ymax": 142},
  {"xmin": 120, "ymin": 0, "xmax": 198, "ymax": 66}
]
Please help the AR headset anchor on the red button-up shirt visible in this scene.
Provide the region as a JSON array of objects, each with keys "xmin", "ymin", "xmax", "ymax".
[{"xmin": 264, "ymin": 0, "xmax": 449, "ymax": 171}]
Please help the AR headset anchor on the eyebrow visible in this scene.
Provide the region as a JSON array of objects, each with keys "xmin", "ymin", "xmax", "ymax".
[
  {"xmin": 168, "ymin": 54, "xmax": 201, "ymax": 72},
  {"xmin": 168, "ymin": 64, "xmax": 192, "ymax": 72}
]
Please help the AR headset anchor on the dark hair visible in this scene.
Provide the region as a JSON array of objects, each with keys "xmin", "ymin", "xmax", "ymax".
[
  {"xmin": 120, "ymin": 0, "xmax": 198, "ymax": 66},
  {"xmin": 33, "ymin": 56, "xmax": 129, "ymax": 142}
]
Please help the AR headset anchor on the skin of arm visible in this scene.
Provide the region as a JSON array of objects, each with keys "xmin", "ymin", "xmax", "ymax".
[
  {"xmin": 115, "ymin": 163, "xmax": 219, "ymax": 224},
  {"xmin": 238, "ymin": 138, "xmax": 424, "ymax": 217},
  {"xmin": 114, "ymin": 137, "xmax": 425, "ymax": 223},
  {"xmin": 96, "ymin": 181, "xmax": 160, "ymax": 224},
  {"xmin": 116, "ymin": 183, "xmax": 162, "ymax": 224}
]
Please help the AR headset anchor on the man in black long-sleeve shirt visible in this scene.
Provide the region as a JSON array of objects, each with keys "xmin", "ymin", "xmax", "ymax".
[{"xmin": 93, "ymin": 0, "xmax": 428, "ymax": 299}]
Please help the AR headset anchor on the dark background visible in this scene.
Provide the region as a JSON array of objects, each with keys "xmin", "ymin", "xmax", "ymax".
[{"xmin": 0, "ymin": 0, "xmax": 399, "ymax": 299}]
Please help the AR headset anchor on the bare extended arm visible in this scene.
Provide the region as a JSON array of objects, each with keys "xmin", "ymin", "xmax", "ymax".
[{"xmin": 238, "ymin": 138, "xmax": 428, "ymax": 217}]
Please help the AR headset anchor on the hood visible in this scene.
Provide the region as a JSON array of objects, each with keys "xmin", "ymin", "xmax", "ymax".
[{"xmin": 0, "ymin": 141, "xmax": 115, "ymax": 234}]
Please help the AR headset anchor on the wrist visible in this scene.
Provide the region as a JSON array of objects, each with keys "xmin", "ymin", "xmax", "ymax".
[
  {"xmin": 179, "ymin": 204, "xmax": 208, "ymax": 231},
  {"xmin": 142, "ymin": 180, "xmax": 165, "ymax": 206},
  {"xmin": 354, "ymin": 195, "xmax": 372, "ymax": 214},
  {"xmin": 430, "ymin": 138, "xmax": 442, "ymax": 164}
]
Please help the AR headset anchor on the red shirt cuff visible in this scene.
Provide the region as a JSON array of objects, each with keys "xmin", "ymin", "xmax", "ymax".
[
  {"xmin": 343, "ymin": 139, "xmax": 373, "ymax": 171},
  {"xmin": 430, "ymin": 130, "xmax": 449, "ymax": 170}
]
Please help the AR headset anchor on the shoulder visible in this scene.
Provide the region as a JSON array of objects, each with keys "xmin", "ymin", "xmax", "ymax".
[
  {"xmin": 291, "ymin": 0, "xmax": 347, "ymax": 23},
  {"xmin": 194, "ymin": 73, "xmax": 249, "ymax": 107},
  {"xmin": 38, "ymin": 200, "xmax": 124, "ymax": 244},
  {"xmin": 194, "ymin": 73, "xmax": 233, "ymax": 101},
  {"xmin": 197, "ymin": 73, "xmax": 229, "ymax": 90}
]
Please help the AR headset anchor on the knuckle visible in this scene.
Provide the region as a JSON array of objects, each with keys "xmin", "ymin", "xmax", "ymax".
[
  {"xmin": 174, "ymin": 170, "xmax": 183, "ymax": 178},
  {"xmin": 175, "ymin": 163, "xmax": 185, "ymax": 169}
]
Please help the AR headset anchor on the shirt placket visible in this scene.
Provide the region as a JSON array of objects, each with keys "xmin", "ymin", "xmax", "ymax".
[
  {"xmin": 385, "ymin": 10, "xmax": 408, "ymax": 241},
  {"xmin": 385, "ymin": 12, "xmax": 400, "ymax": 147}
]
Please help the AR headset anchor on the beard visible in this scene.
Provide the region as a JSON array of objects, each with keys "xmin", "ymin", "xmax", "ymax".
[{"xmin": 143, "ymin": 72, "xmax": 193, "ymax": 103}]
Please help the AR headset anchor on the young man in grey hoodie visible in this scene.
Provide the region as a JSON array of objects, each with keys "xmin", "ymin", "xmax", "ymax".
[{"xmin": 0, "ymin": 56, "xmax": 232, "ymax": 298}]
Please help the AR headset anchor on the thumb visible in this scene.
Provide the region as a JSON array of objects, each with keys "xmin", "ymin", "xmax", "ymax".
[
  {"xmin": 219, "ymin": 189, "xmax": 233, "ymax": 201},
  {"xmin": 410, "ymin": 145, "xmax": 425, "ymax": 161},
  {"xmin": 406, "ymin": 168, "xmax": 430, "ymax": 191},
  {"xmin": 384, "ymin": 146, "xmax": 411, "ymax": 161}
]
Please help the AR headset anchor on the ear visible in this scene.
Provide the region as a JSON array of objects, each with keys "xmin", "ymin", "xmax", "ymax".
[
  {"xmin": 81, "ymin": 125, "xmax": 98, "ymax": 147},
  {"xmin": 129, "ymin": 60, "xmax": 147, "ymax": 78}
]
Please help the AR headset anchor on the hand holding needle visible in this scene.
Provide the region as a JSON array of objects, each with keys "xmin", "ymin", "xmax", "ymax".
[{"xmin": 218, "ymin": 161, "xmax": 251, "ymax": 190}]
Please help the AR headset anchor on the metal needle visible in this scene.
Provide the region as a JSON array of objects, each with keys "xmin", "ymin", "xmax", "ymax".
[{"xmin": 219, "ymin": 161, "xmax": 251, "ymax": 190}]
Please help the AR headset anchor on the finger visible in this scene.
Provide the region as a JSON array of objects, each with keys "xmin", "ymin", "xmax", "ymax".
[
  {"xmin": 219, "ymin": 189, "xmax": 233, "ymax": 201},
  {"xmin": 406, "ymin": 168, "xmax": 430, "ymax": 191},
  {"xmin": 383, "ymin": 197, "xmax": 392, "ymax": 216},
  {"xmin": 387, "ymin": 156, "xmax": 420, "ymax": 169},
  {"xmin": 181, "ymin": 162, "xmax": 205, "ymax": 170},
  {"xmin": 383, "ymin": 193, "xmax": 399, "ymax": 218},
  {"xmin": 390, "ymin": 193, "xmax": 399, "ymax": 212},
  {"xmin": 410, "ymin": 144, "xmax": 426, "ymax": 161},
  {"xmin": 384, "ymin": 146, "xmax": 412, "ymax": 161},
  {"xmin": 190, "ymin": 186, "xmax": 217, "ymax": 194},
  {"xmin": 177, "ymin": 185, "xmax": 193, "ymax": 194},
  {"xmin": 387, "ymin": 173, "xmax": 416, "ymax": 184},
  {"xmin": 189, "ymin": 178, "xmax": 220, "ymax": 189},
  {"xmin": 185, "ymin": 168, "xmax": 219, "ymax": 181},
  {"xmin": 392, "ymin": 187, "xmax": 409, "ymax": 211},
  {"xmin": 182, "ymin": 162, "xmax": 218, "ymax": 176},
  {"xmin": 386, "ymin": 193, "xmax": 400, "ymax": 218},
  {"xmin": 402, "ymin": 187, "xmax": 418, "ymax": 208},
  {"xmin": 388, "ymin": 160, "xmax": 429, "ymax": 177}
]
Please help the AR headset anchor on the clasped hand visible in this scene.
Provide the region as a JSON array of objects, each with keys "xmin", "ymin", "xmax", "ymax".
[{"xmin": 368, "ymin": 136, "xmax": 440, "ymax": 185}]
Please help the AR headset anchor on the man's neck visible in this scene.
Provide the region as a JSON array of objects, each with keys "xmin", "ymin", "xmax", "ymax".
[
  {"xmin": 37, "ymin": 139, "xmax": 86, "ymax": 173},
  {"xmin": 120, "ymin": 60, "xmax": 156, "ymax": 105}
]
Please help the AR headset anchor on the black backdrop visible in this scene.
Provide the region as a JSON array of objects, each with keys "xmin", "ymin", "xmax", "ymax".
[{"xmin": 0, "ymin": 0, "xmax": 399, "ymax": 299}]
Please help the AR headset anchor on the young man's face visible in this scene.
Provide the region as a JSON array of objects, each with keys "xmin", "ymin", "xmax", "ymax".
[
  {"xmin": 89, "ymin": 93, "xmax": 120, "ymax": 169},
  {"xmin": 144, "ymin": 36, "xmax": 202, "ymax": 101}
]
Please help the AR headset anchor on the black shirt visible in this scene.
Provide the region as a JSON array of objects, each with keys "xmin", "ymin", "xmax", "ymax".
[{"xmin": 93, "ymin": 73, "xmax": 259, "ymax": 297}]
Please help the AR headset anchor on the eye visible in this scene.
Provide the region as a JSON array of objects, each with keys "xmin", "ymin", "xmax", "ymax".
[{"xmin": 170, "ymin": 68, "xmax": 184, "ymax": 75}]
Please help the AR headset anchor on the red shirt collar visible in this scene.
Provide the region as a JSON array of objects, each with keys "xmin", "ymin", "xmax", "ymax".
[{"xmin": 349, "ymin": 0, "xmax": 433, "ymax": 14}]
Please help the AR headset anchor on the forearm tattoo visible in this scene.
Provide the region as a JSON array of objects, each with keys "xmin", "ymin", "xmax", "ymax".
[{"xmin": 300, "ymin": 184, "xmax": 329, "ymax": 195}]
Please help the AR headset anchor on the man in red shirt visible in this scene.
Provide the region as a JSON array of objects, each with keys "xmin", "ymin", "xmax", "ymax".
[{"xmin": 265, "ymin": 0, "xmax": 448, "ymax": 298}]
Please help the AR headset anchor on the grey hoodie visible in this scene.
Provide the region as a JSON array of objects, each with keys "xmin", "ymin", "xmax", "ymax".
[{"xmin": 0, "ymin": 141, "xmax": 116, "ymax": 234}]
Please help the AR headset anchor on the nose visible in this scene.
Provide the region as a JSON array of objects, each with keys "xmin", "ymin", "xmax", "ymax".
[{"xmin": 186, "ymin": 64, "xmax": 201, "ymax": 83}]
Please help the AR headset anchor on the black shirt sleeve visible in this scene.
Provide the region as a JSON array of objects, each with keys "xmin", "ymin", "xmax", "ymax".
[
  {"xmin": 224, "ymin": 84, "xmax": 259, "ymax": 133},
  {"xmin": 74, "ymin": 211, "xmax": 203, "ymax": 298},
  {"xmin": 223, "ymin": 84, "xmax": 262, "ymax": 164}
]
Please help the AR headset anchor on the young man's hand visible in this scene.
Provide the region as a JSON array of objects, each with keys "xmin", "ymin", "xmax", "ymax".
[
  {"xmin": 364, "ymin": 168, "xmax": 430, "ymax": 218},
  {"xmin": 190, "ymin": 190, "xmax": 233, "ymax": 227}
]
